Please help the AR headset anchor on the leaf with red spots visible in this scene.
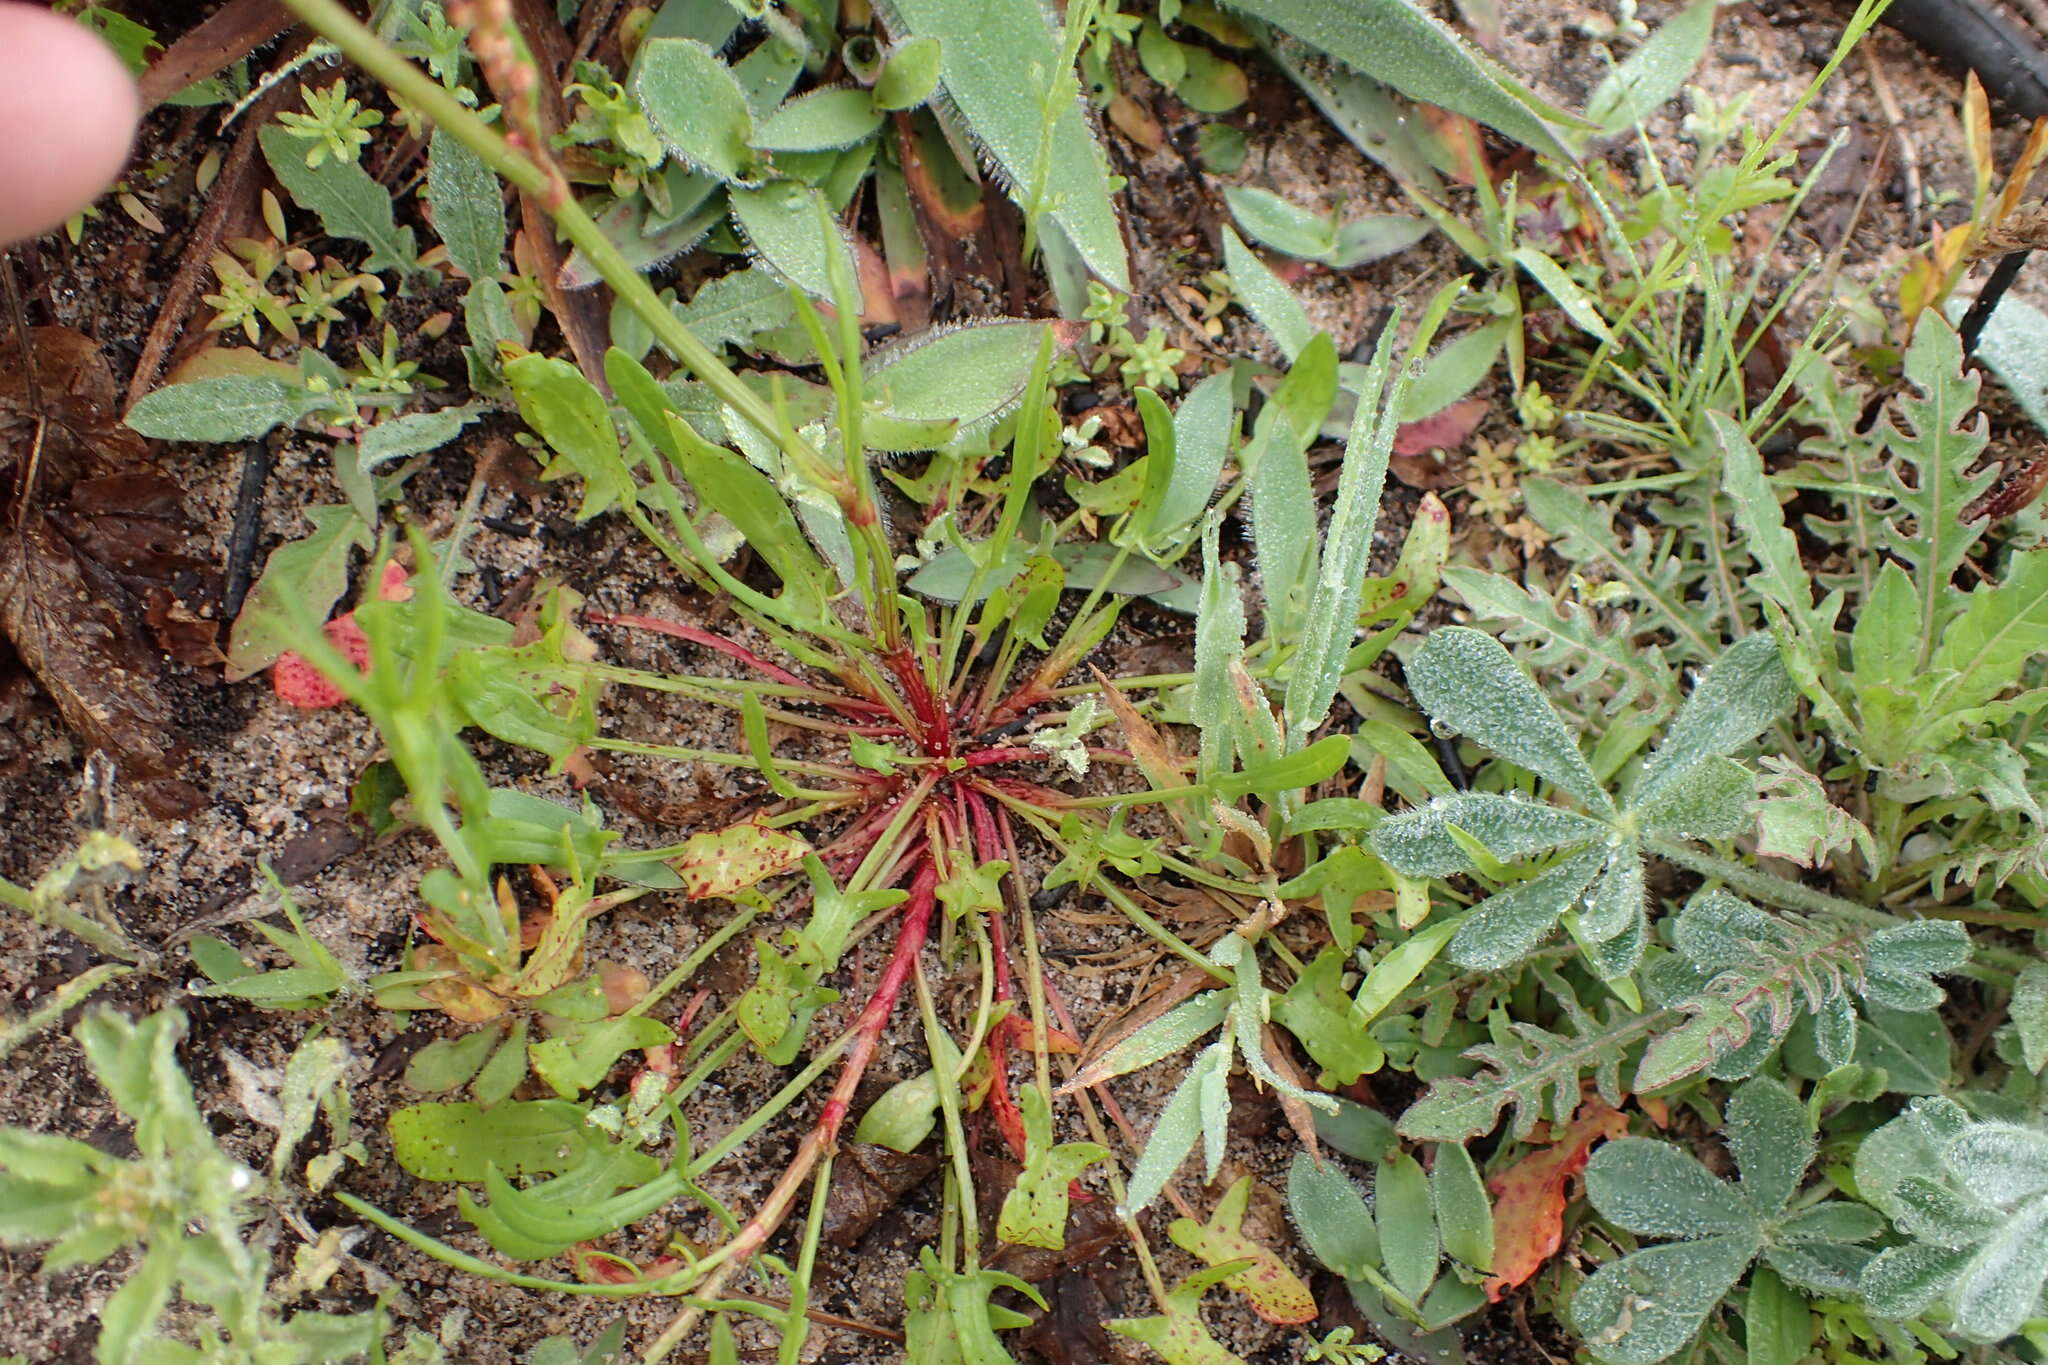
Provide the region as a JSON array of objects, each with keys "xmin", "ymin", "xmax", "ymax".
[
  {"xmin": 670, "ymin": 821, "xmax": 811, "ymax": 899},
  {"xmin": 1484, "ymin": 1100, "xmax": 1630, "ymax": 1300},
  {"xmin": 1168, "ymin": 1176, "xmax": 1317, "ymax": 1325}
]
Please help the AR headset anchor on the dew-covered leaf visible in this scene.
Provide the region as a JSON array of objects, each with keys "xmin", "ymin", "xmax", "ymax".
[
  {"xmin": 1583, "ymin": 0, "xmax": 1715, "ymax": 136},
  {"xmin": 1125, "ymin": 1039, "xmax": 1230, "ymax": 1215},
  {"xmin": 727, "ymin": 181, "xmax": 858, "ymax": 300},
  {"xmin": 1570, "ymin": 1233, "xmax": 1758, "ymax": 1365},
  {"xmin": 752, "ymin": 86, "xmax": 884, "ymax": 152},
  {"xmin": 126, "ymin": 374, "xmax": 321, "ymax": 443},
  {"xmin": 1287, "ymin": 1149, "xmax": 1379, "ymax": 1279},
  {"xmin": 1633, "ymin": 754, "xmax": 1753, "ymax": 840},
  {"xmin": 427, "ymin": 128, "xmax": 507, "ymax": 281},
  {"xmin": 1724, "ymin": 1078, "xmax": 1810, "ymax": 1215},
  {"xmin": 1634, "ymin": 633, "xmax": 1792, "ymax": 809},
  {"xmin": 1370, "ymin": 793, "xmax": 1609, "ymax": 878},
  {"xmin": 1223, "ymin": 0, "xmax": 1585, "ymax": 162},
  {"xmin": 1405, "ymin": 627, "xmax": 1608, "ymax": 809},
  {"xmin": 634, "ymin": 38, "xmax": 761, "ymax": 183},
  {"xmin": 1446, "ymin": 845, "xmax": 1608, "ymax": 970},
  {"xmin": 1584, "ymin": 1139, "xmax": 1755, "ymax": 1239},
  {"xmin": 1432, "ymin": 1141, "xmax": 1493, "ymax": 1273},
  {"xmin": 1377, "ymin": 1151, "xmax": 1440, "ymax": 1302}
]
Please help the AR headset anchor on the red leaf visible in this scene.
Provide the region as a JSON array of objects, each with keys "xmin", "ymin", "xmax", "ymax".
[
  {"xmin": 270, "ymin": 562, "xmax": 410, "ymax": 709},
  {"xmin": 1394, "ymin": 397, "xmax": 1489, "ymax": 456},
  {"xmin": 1484, "ymin": 1101, "xmax": 1630, "ymax": 1301}
]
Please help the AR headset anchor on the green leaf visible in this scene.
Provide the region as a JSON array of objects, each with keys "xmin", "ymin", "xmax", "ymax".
[
  {"xmin": 1945, "ymin": 1125, "xmax": 2048, "ymax": 1208},
  {"xmin": 1377, "ymin": 1151, "xmax": 1440, "ymax": 1301},
  {"xmin": 727, "ymin": 181, "xmax": 858, "ymax": 299},
  {"xmin": 1949, "ymin": 1197, "xmax": 2048, "ymax": 1342},
  {"xmin": 1724, "ymin": 1078, "xmax": 1810, "ymax": 1215},
  {"xmin": 664, "ymin": 415, "xmax": 836, "ymax": 623},
  {"xmin": 1571, "ymin": 1234, "xmax": 1760, "ymax": 1365},
  {"xmin": 866, "ymin": 320, "xmax": 1053, "ymax": 429},
  {"xmin": 1285, "ymin": 317, "xmax": 1401, "ymax": 745},
  {"xmin": 1287, "ymin": 1149, "xmax": 1380, "ymax": 1278},
  {"xmin": 1633, "ymin": 755, "xmax": 1753, "ymax": 840},
  {"xmin": 1854, "ymin": 1004, "xmax": 1952, "ymax": 1096},
  {"xmin": 224, "ymin": 505, "xmax": 372, "ymax": 680},
  {"xmin": 96, "ymin": 1243, "xmax": 178, "ymax": 1365},
  {"xmin": 1883, "ymin": 318, "xmax": 1993, "ymax": 648},
  {"xmin": 1213, "ymin": 733, "xmax": 1352, "ymax": 800},
  {"xmin": 388, "ymin": 1100, "xmax": 608, "ymax": 1181},
  {"xmin": 1124, "ymin": 1039, "xmax": 1230, "ymax": 1215},
  {"xmin": 1275, "ymin": 949, "xmax": 1383, "ymax": 1085},
  {"xmin": 1862, "ymin": 920, "xmax": 1970, "ymax": 1012},
  {"xmin": 1634, "ymin": 634, "xmax": 1791, "ymax": 807},
  {"xmin": 125, "ymin": 374, "xmax": 321, "ymax": 443},
  {"xmin": 406, "ymin": 1028, "xmax": 500, "ymax": 1093},
  {"xmin": 998, "ymin": 1087, "xmax": 1110, "ymax": 1249},
  {"xmin": 1511, "ymin": 245, "xmax": 1613, "ymax": 343},
  {"xmin": 1447, "ymin": 844, "xmax": 1609, "ymax": 969},
  {"xmin": 1223, "ymin": 0, "xmax": 1586, "ymax": 162},
  {"xmin": 671, "ymin": 266, "xmax": 800, "ymax": 352},
  {"xmin": 2012, "ymin": 962, "xmax": 2048, "ymax": 1075},
  {"xmin": 633, "ymin": 38, "xmax": 762, "ymax": 183},
  {"xmin": 358, "ymin": 403, "xmax": 486, "ymax": 469},
  {"xmin": 529, "ymin": 1015, "xmax": 675, "ymax": 1099},
  {"xmin": 751, "ymin": 86, "xmax": 884, "ymax": 151},
  {"xmin": 1432, "ymin": 1143, "xmax": 1493, "ymax": 1272},
  {"xmin": 1924, "ymin": 549, "xmax": 2048, "ymax": 730},
  {"xmin": 1223, "ymin": 227, "xmax": 1312, "ymax": 361},
  {"xmin": 1370, "ymin": 792, "xmax": 1608, "ymax": 878},
  {"xmin": 1583, "ymin": 0, "xmax": 1715, "ymax": 136},
  {"xmin": 1353, "ymin": 916, "xmax": 1462, "ymax": 1025},
  {"xmin": 1585, "ymin": 1138, "xmax": 1756, "ymax": 1238},
  {"xmin": 505, "ymin": 353, "xmax": 632, "ymax": 520},
  {"xmin": 884, "ymin": 0, "xmax": 1130, "ymax": 288},
  {"xmin": 1225, "ymin": 185, "xmax": 1334, "ymax": 259},
  {"xmin": 260, "ymin": 124, "xmax": 423, "ymax": 276},
  {"xmin": 427, "ymin": 129, "xmax": 507, "ymax": 281},
  {"xmin": 1398, "ymin": 319, "xmax": 1509, "ymax": 422},
  {"xmin": 1405, "ymin": 627, "xmax": 1608, "ymax": 809},
  {"xmin": 1153, "ymin": 371, "xmax": 1235, "ymax": 546},
  {"xmin": 1969, "ymin": 293, "xmax": 2048, "ymax": 440},
  {"xmin": 874, "ymin": 36, "xmax": 942, "ymax": 110}
]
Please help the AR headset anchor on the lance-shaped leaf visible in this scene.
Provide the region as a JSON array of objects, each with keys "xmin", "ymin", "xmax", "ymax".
[
  {"xmin": 1370, "ymin": 792, "xmax": 1609, "ymax": 879},
  {"xmin": 1404, "ymin": 627, "xmax": 1609, "ymax": 810},
  {"xmin": 1285, "ymin": 316, "xmax": 1402, "ymax": 745},
  {"xmin": 1221, "ymin": 0, "xmax": 1587, "ymax": 162},
  {"xmin": 1447, "ymin": 844, "xmax": 1609, "ymax": 970},
  {"xmin": 1063, "ymin": 990, "xmax": 1228, "ymax": 1091},
  {"xmin": 1632, "ymin": 633, "xmax": 1793, "ymax": 810},
  {"xmin": 879, "ymin": 0, "xmax": 1129, "ymax": 288},
  {"xmin": 1124, "ymin": 1038, "xmax": 1232, "ymax": 1215}
]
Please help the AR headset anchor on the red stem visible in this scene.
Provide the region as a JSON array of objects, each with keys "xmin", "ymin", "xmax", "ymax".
[{"xmin": 585, "ymin": 611, "xmax": 891, "ymax": 721}]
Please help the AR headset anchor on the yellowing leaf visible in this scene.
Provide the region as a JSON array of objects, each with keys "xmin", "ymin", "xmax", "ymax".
[
  {"xmin": 1167, "ymin": 1176, "xmax": 1317, "ymax": 1325},
  {"xmin": 670, "ymin": 822, "xmax": 811, "ymax": 899},
  {"xmin": 1484, "ymin": 1101, "xmax": 1629, "ymax": 1300}
]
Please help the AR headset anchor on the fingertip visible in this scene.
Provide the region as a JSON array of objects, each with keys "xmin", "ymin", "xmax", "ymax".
[{"xmin": 0, "ymin": 3, "xmax": 143, "ymax": 245}]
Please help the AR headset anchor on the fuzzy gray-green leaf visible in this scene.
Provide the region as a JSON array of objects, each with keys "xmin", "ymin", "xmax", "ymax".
[
  {"xmin": 1570, "ymin": 1234, "xmax": 1759, "ymax": 1365},
  {"xmin": 1585, "ymin": 1139, "xmax": 1756, "ymax": 1239},
  {"xmin": 1223, "ymin": 226, "xmax": 1312, "ymax": 360},
  {"xmin": 1447, "ymin": 844, "xmax": 1609, "ymax": 970},
  {"xmin": 751, "ymin": 86, "xmax": 884, "ymax": 152},
  {"xmin": 260, "ymin": 125, "xmax": 423, "ymax": 277},
  {"xmin": 1406, "ymin": 627, "xmax": 1608, "ymax": 810},
  {"xmin": 1583, "ymin": 0, "xmax": 1715, "ymax": 136},
  {"xmin": 1223, "ymin": 0, "xmax": 1585, "ymax": 163},
  {"xmin": 727, "ymin": 182, "xmax": 857, "ymax": 300},
  {"xmin": 881, "ymin": 0, "xmax": 1129, "ymax": 288},
  {"xmin": 1369, "ymin": 793, "xmax": 1609, "ymax": 878},
  {"xmin": 1634, "ymin": 633, "xmax": 1792, "ymax": 809},
  {"xmin": 427, "ymin": 129, "xmax": 506, "ymax": 281},
  {"xmin": 126, "ymin": 375, "xmax": 321, "ymax": 443},
  {"xmin": 1725, "ymin": 1077, "xmax": 1810, "ymax": 1215},
  {"xmin": 634, "ymin": 38, "xmax": 760, "ymax": 183},
  {"xmin": 1285, "ymin": 316, "xmax": 1401, "ymax": 745},
  {"xmin": 1634, "ymin": 755, "xmax": 1753, "ymax": 840},
  {"xmin": 1287, "ymin": 1149, "xmax": 1379, "ymax": 1278}
]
